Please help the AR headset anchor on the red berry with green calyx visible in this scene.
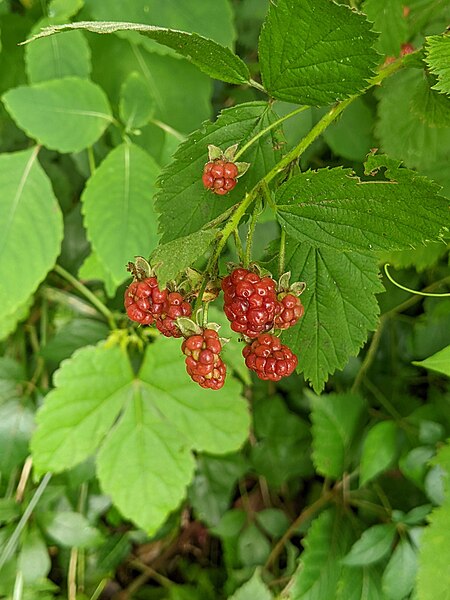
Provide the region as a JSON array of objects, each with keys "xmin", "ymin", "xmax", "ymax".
[
  {"xmin": 203, "ymin": 159, "xmax": 238, "ymax": 196},
  {"xmin": 242, "ymin": 334, "xmax": 298, "ymax": 381},
  {"xmin": 156, "ymin": 291, "xmax": 192, "ymax": 338},
  {"xmin": 182, "ymin": 329, "xmax": 226, "ymax": 390},
  {"xmin": 274, "ymin": 293, "xmax": 304, "ymax": 330},
  {"xmin": 124, "ymin": 277, "xmax": 168, "ymax": 325},
  {"xmin": 222, "ymin": 268, "xmax": 281, "ymax": 338}
]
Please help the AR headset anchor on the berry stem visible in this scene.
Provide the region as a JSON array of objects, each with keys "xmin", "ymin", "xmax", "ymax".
[
  {"xmin": 233, "ymin": 105, "xmax": 309, "ymax": 162},
  {"xmin": 244, "ymin": 198, "xmax": 261, "ymax": 268},
  {"xmin": 278, "ymin": 227, "xmax": 286, "ymax": 277},
  {"xmin": 248, "ymin": 78, "xmax": 267, "ymax": 94},
  {"xmin": 54, "ymin": 264, "xmax": 118, "ymax": 329},
  {"xmin": 384, "ymin": 263, "xmax": 450, "ymax": 297}
]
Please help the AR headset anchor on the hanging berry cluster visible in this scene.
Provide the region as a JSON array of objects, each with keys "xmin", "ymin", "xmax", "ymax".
[{"xmin": 123, "ymin": 146, "xmax": 305, "ymax": 390}]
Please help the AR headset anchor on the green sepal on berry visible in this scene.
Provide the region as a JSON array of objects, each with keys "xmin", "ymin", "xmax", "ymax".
[
  {"xmin": 277, "ymin": 271, "xmax": 306, "ymax": 297},
  {"xmin": 274, "ymin": 271, "xmax": 306, "ymax": 331}
]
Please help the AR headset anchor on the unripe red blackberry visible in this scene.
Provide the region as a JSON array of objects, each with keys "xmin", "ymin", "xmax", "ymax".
[
  {"xmin": 242, "ymin": 334, "xmax": 298, "ymax": 382},
  {"xmin": 222, "ymin": 268, "xmax": 281, "ymax": 338},
  {"xmin": 156, "ymin": 291, "xmax": 192, "ymax": 338},
  {"xmin": 124, "ymin": 277, "xmax": 167, "ymax": 325},
  {"xmin": 274, "ymin": 293, "xmax": 304, "ymax": 330},
  {"xmin": 182, "ymin": 329, "xmax": 226, "ymax": 390},
  {"xmin": 203, "ymin": 159, "xmax": 238, "ymax": 196}
]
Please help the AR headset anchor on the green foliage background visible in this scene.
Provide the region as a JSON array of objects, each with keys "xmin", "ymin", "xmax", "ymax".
[{"xmin": 0, "ymin": 0, "xmax": 449, "ymax": 598}]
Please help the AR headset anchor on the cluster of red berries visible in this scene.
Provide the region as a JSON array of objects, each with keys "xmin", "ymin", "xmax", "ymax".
[
  {"xmin": 202, "ymin": 144, "xmax": 249, "ymax": 196},
  {"xmin": 125, "ymin": 263, "xmax": 305, "ymax": 388},
  {"xmin": 222, "ymin": 267, "xmax": 303, "ymax": 382}
]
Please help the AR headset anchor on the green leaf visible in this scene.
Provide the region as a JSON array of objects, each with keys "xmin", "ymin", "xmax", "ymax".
[
  {"xmin": 432, "ymin": 441, "xmax": 450, "ymax": 495},
  {"xmin": 24, "ymin": 21, "xmax": 251, "ymax": 85},
  {"xmin": 31, "ymin": 345, "xmax": 134, "ymax": 474},
  {"xmin": 228, "ymin": 569, "xmax": 273, "ymax": 600},
  {"xmin": 0, "ymin": 296, "xmax": 33, "ymax": 343},
  {"xmin": 151, "ymin": 229, "xmax": 219, "ymax": 286},
  {"xmin": 238, "ymin": 523, "xmax": 271, "ymax": 567},
  {"xmin": 119, "ymin": 71, "xmax": 155, "ymax": 130},
  {"xmin": 337, "ymin": 565, "xmax": 386, "ymax": 600},
  {"xmin": 32, "ymin": 339, "xmax": 249, "ymax": 533},
  {"xmin": 379, "ymin": 241, "xmax": 449, "ymax": 274},
  {"xmin": 382, "ymin": 538, "xmax": 417, "ymax": 600},
  {"xmin": 343, "ymin": 524, "xmax": 397, "ymax": 566},
  {"xmin": 156, "ymin": 101, "xmax": 284, "ymax": 243},
  {"xmin": 0, "ymin": 148, "xmax": 63, "ymax": 320},
  {"xmin": 310, "ymin": 393, "xmax": 366, "ymax": 479},
  {"xmin": 410, "ymin": 74, "xmax": 450, "ymax": 128},
  {"xmin": 41, "ymin": 318, "xmax": 109, "ymax": 364},
  {"xmin": 413, "ymin": 345, "xmax": 450, "ymax": 378},
  {"xmin": 362, "ymin": 0, "xmax": 407, "ymax": 56},
  {"xmin": 82, "ymin": 142, "xmax": 160, "ymax": 287},
  {"xmin": 276, "ymin": 157, "xmax": 449, "ymax": 254},
  {"xmin": 375, "ymin": 69, "xmax": 450, "ymax": 174},
  {"xmin": 417, "ymin": 501, "xmax": 450, "ymax": 600},
  {"xmin": 78, "ymin": 251, "xmax": 117, "ymax": 298},
  {"xmin": 425, "ymin": 35, "xmax": 450, "ymax": 96},
  {"xmin": 258, "ymin": 0, "xmax": 378, "ymax": 105},
  {"xmin": 18, "ymin": 528, "xmax": 51, "ymax": 584},
  {"xmin": 291, "ymin": 508, "xmax": 354, "ymax": 599},
  {"xmin": 48, "ymin": 0, "xmax": 83, "ymax": 19},
  {"xmin": 42, "ymin": 511, "xmax": 104, "ymax": 548},
  {"xmin": 279, "ymin": 238, "xmax": 384, "ymax": 392},
  {"xmin": 0, "ymin": 400, "xmax": 35, "ymax": 474},
  {"xmin": 2, "ymin": 77, "xmax": 113, "ymax": 152},
  {"xmin": 360, "ymin": 421, "xmax": 399, "ymax": 485},
  {"xmin": 25, "ymin": 18, "xmax": 91, "ymax": 84}
]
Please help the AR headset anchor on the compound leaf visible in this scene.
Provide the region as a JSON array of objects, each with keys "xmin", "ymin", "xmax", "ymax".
[
  {"xmin": 82, "ymin": 142, "xmax": 160, "ymax": 287},
  {"xmin": 2, "ymin": 77, "xmax": 112, "ymax": 153},
  {"xmin": 280, "ymin": 238, "xmax": 384, "ymax": 392},
  {"xmin": 276, "ymin": 156, "xmax": 449, "ymax": 253},
  {"xmin": 156, "ymin": 101, "xmax": 284, "ymax": 243},
  {"xmin": 259, "ymin": 0, "xmax": 378, "ymax": 105},
  {"xmin": 311, "ymin": 393, "xmax": 366, "ymax": 479},
  {"xmin": 24, "ymin": 21, "xmax": 250, "ymax": 85},
  {"xmin": 0, "ymin": 147, "xmax": 63, "ymax": 320},
  {"xmin": 425, "ymin": 35, "xmax": 450, "ymax": 96}
]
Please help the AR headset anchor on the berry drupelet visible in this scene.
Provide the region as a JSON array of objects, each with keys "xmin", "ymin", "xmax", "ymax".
[{"xmin": 182, "ymin": 329, "xmax": 226, "ymax": 390}]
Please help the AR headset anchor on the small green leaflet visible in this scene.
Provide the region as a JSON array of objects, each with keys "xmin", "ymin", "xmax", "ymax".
[
  {"xmin": 425, "ymin": 35, "xmax": 450, "ymax": 96},
  {"xmin": 276, "ymin": 155, "xmax": 449, "ymax": 253},
  {"xmin": 259, "ymin": 0, "xmax": 379, "ymax": 105},
  {"xmin": 337, "ymin": 565, "xmax": 386, "ymax": 600},
  {"xmin": 156, "ymin": 102, "xmax": 284, "ymax": 243},
  {"xmin": 228, "ymin": 569, "xmax": 273, "ymax": 600},
  {"xmin": 151, "ymin": 229, "xmax": 220, "ymax": 286},
  {"xmin": 2, "ymin": 77, "xmax": 112, "ymax": 153},
  {"xmin": 413, "ymin": 345, "xmax": 450, "ymax": 378},
  {"xmin": 310, "ymin": 393, "xmax": 366, "ymax": 479},
  {"xmin": 0, "ymin": 148, "xmax": 63, "ymax": 321},
  {"xmin": 382, "ymin": 539, "xmax": 417, "ymax": 600},
  {"xmin": 31, "ymin": 340, "xmax": 250, "ymax": 533},
  {"xmin": 82, "ymin": 142, "xmax": 160, "ymax": 288},
  {"xmin": 119, "ymin": 72, "xmax": 155, "ymax": 130},
  {"xmin": 342, "ymin": 523, "xmax": 397, "ymax": 566},
  {"xmin": 291, "ymin": 508, "xmax": 354, "ymax": 599},
  {"xmin": 360, "ymin": 421, "xmax": 399, "ymax": 485},
  {"xmin": 23, "ymin": 21, "xmax": 251, "ymax": 86},
  {"xmin": 279, "ymin": 237, "xmax": 384, "ymax": 392}
]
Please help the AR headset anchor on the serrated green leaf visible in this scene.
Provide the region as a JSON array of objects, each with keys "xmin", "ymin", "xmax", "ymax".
[
  {"xmin": 382, "ymin": 538, "xmax": 417, "ymax": 600},
  {"xmin": 24, "ymin": 21, "xmax": 250, "ymax": 85},
  {"xmin": 156, "ymin": 102, "xmax": 284, "ymax": 243},
  {"xmin": 259, "ymin": 0, "xmax": 378, "ymax": 105},
  {"xmin": 279, "ymin": 238, "xmax": 384, "ymax": 392},
  {"xmin": 31, "ymin": 339, "xmax": 249, "ymax": 533},
  {"xmin": 276, "ymin": 158, "xmax": 449, "ymax": 254},
  {"xmin": 360, "ymin": 421, "xmax": 399, "ymax": 485},
  {"xmin": 151, "ymin": 229, "xmax": 219, "ymax": 286},
  {"xmin": 82, "ymin": 142, "xmax": 160, "ymax": 287},
  {"xmin": 119, "ymin": 71, "xmax": 155, "ymax": 130},
  {"xmin": 31, "ymin": 345, "xmax": 134, "ymax": 474},
  {"xmin": 0, "ymin": 147, "xmax": 63, "ymax": 319},
  {"xmin": 228, "ymin": 568, "xmax": 273, "ymax": 600},
  {"xmin": 425, "ymin": 35, "xmax": 450, "ymax": 96},
  {"xmin": 362, "ymin": 0, "xmax": 407, "ymax": 57},
  {"xmin": 410, "ymin": 74, "xmax": 450, "ymax": 127},
  {"xmin": 417, "ymin": 501, "xmax": 450, "ymax": 600},
  {"xmin": 2, "ymin": 77, "xmax": 113, "ymax": 153},
  {"xmin": 25, "ymin": 18, "xmax": 91, "ymax": 84},
  {"xmin": 413, "ymin": 345, "xmax": 450, "ymax": 377},
  {"xmin": 376, "ymin": 69, "xmax": 450, "ymax": 173},
  {"xmin": 343, "ymin": 524, "xmax": 397, "ymax": 566},
  {"xmin": 291, "ymin": 508, "xmax": 354, "ymax": 599},
  {"xmin": 310, "ymin": 393, "xmax": 366, "ymax": 479},
  {"xmin": 337, "ymin": 564, "xmax": 387, "ymax": 600}
]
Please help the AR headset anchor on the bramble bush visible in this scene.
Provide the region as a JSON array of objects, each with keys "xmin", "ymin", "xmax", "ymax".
[{"xmin": 0, "ymin": 0, "xmax": 449, "ymax": 598}]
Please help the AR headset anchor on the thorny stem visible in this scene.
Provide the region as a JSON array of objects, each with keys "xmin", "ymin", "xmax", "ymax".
[
  {"xmin": 54, "ymin": 264, "xmax": 117, "ymax": 329},
  {"xmin": 278, "ymin": 228, "xmax": 286, "ymax": 278},
  {"xmin": 244, "ymin": 198, "xmax": 261, "ymax": 268},
  {"xmin": 233, "ymin": 229, "xmax": 245, "ymax": 264}
]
